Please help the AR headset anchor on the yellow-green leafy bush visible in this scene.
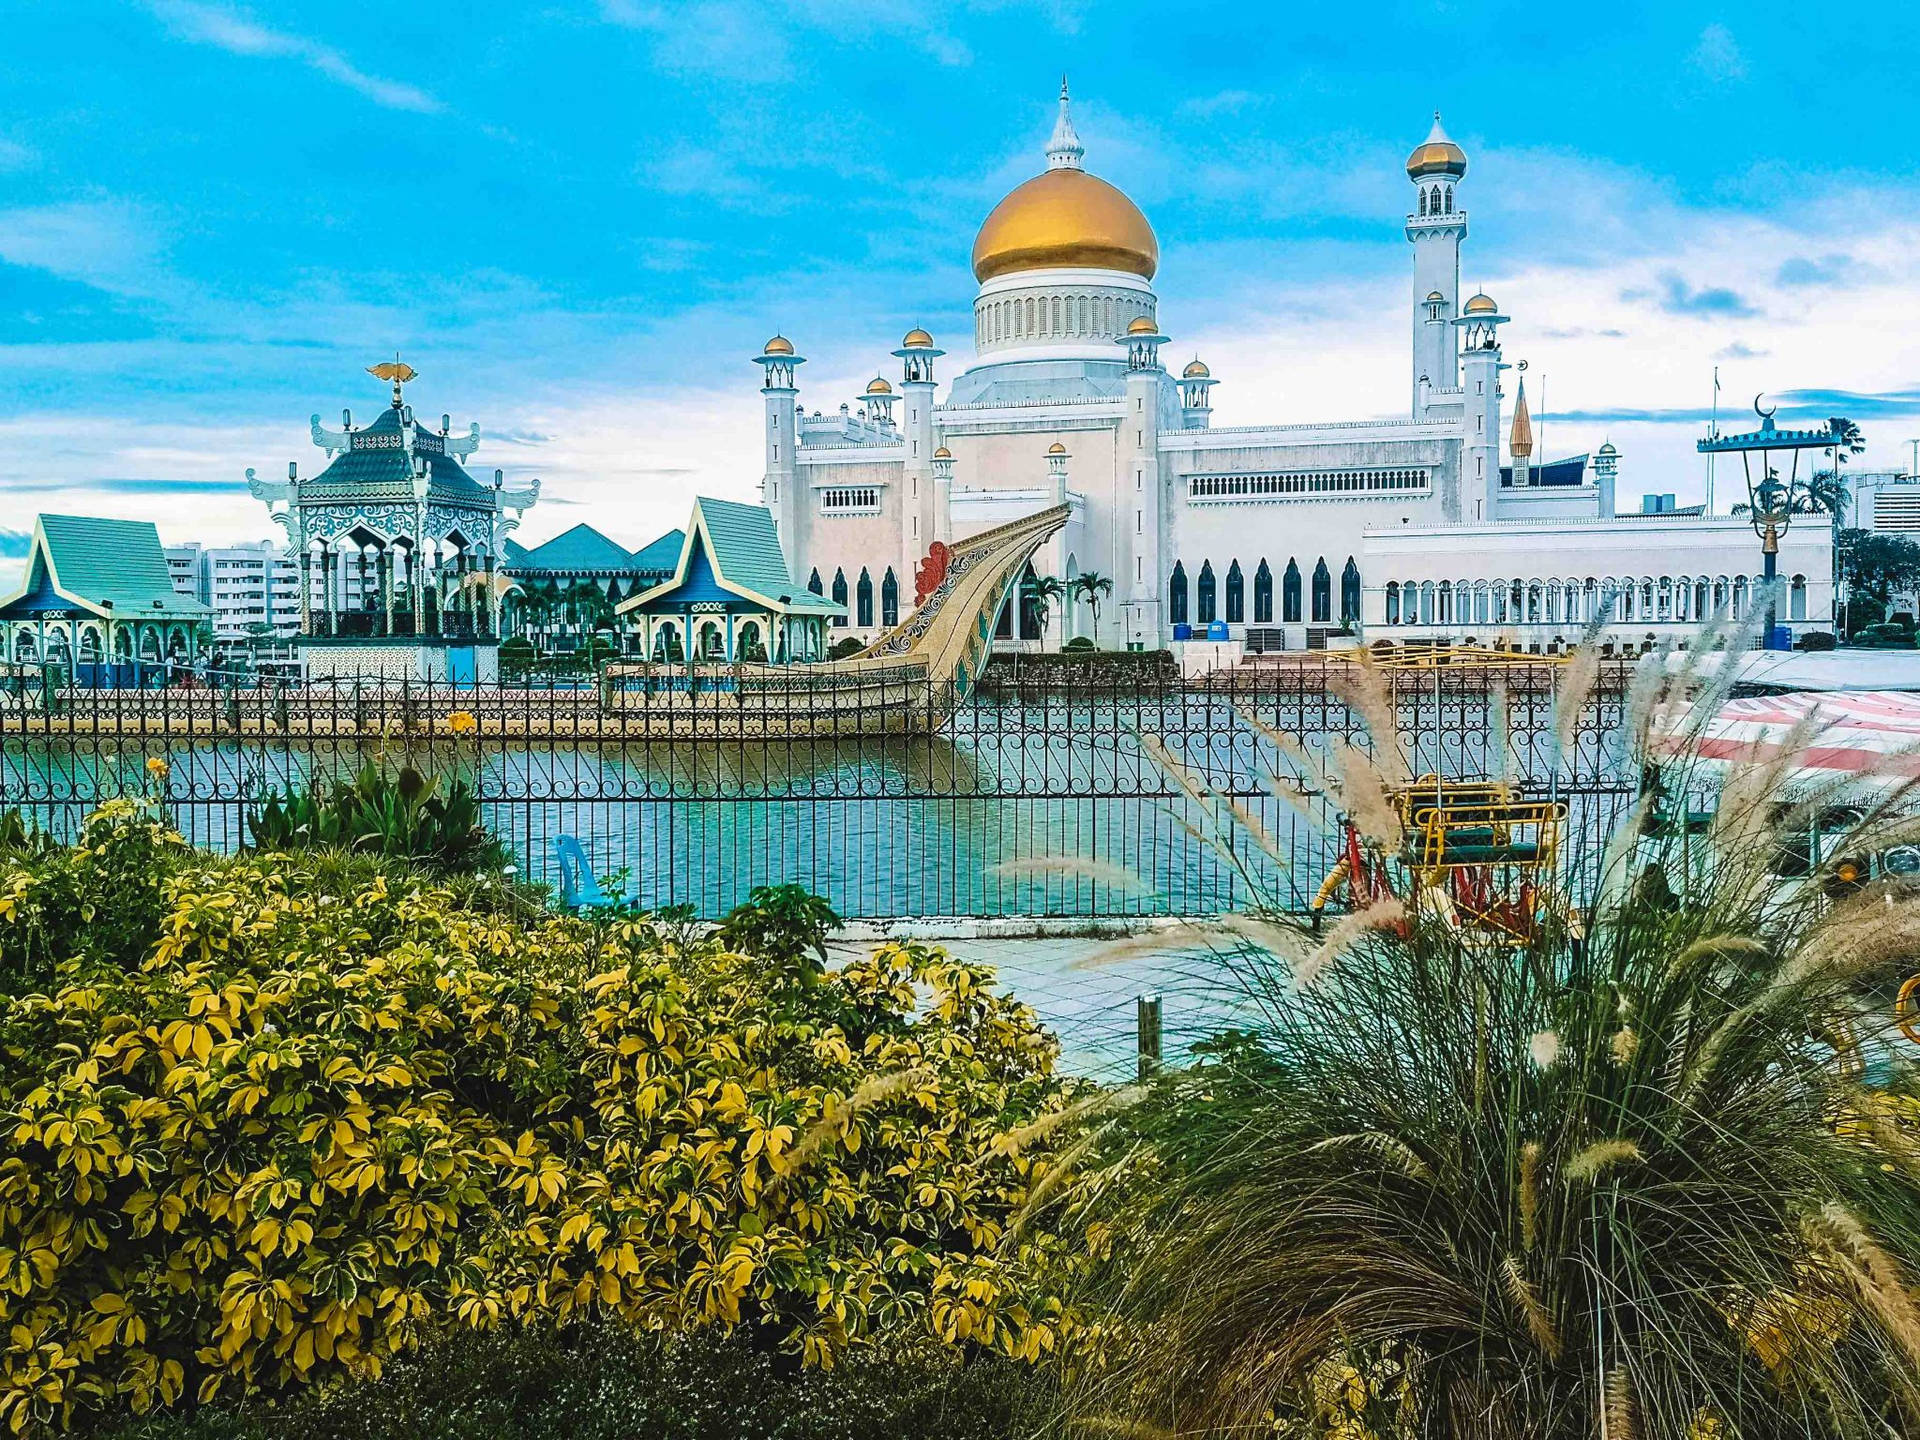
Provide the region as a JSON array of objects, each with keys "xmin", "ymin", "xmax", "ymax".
[{"xmin": 0, "ymin": 804, "xmax": 1070, "ymax": 1434}]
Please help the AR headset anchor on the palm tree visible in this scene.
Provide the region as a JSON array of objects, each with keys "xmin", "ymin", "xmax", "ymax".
[
  {"xmin": 1057, "ymin": 658, "xmax": 1920, "ymax": 1438},
  {"xmin": 1021, "ymin": 573, "xmax": 1065, "ymax": 644},
  {"xmin": 1071, "ymin": 571, "xmax": 1114, "ymax": 647}
]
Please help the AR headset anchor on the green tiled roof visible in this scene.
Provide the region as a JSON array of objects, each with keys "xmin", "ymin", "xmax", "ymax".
[
  {"xmin": 301, "ymin": 402, "xmax": 493, "ymax": 506},
  {"xmin": 629, "ymin": 528, "xmax": 684, "ymax": 575},
  {"xmin": 508, "ymin": 523, "xmax": 641, "ymax": 573},
  {"xmin": 0, "ymin": 514, "xmax": 209, "ymax": 619},
  {"xmin": 693, "ymin": 497, "xmax": 839, "ymax": 612}
]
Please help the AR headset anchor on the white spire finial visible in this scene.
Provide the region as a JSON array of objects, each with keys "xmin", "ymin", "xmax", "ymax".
[
  {"xmin": 1427, "ymin": 110, "xmax": 1449, "ymax": 142},
  {"xmin": 1047, "ymin": 76, "xmax": 1084, "ymax": 170}
]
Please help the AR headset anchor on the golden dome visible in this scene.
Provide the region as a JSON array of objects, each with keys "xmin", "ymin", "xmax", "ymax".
[
  {"xmin": 865, "ymin": 376, "xmax": 893, "ymax": 395},
  {"xmin": 1047, "ymin": 441, "xmax": 1068, "ymax": 455},
  {"xmin": 971, "ymin": 168, "xmax": 1158, "ymax": 283},
  {"xmin": 932, "ymin": 445, "xmax": 951, "ymax": 459},
  {"xmin": 901, "ymin": 327, "xmax": 934, "ymax": 348},
  {"xmin": 1126, "ymin": 315, "xmax": 1159, "ymax": 335},
  {"xmin": 1182, "ymin": 358, "xmax": 1210, "ymax": 378},
  {"xmin": 1425, "ymin": 290, "xmax": 1446, "ymax": 304},
  {"xmin": 762, "ymin": 334, "xmax": 795, "ymax": 356},
  {"xmin": 1463, "ymin": 293, "xmax": 1497, "ymax": 315},
  {"xmin": 1406, "ymin": 113, "xmax": 1467, "ymax": 179}
]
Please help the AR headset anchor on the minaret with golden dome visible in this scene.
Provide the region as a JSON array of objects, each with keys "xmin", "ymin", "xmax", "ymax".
[
  {"xmin": 967, "ymin": 80, "xmax": 1160, "ymax": 360},
  {"xmin": 1406, "ymin": 112, "xmax": 1469, "ymax": 415},
  {"xmin": 756, "ymin": 334, "xmax": 805, "ymax": 560}
]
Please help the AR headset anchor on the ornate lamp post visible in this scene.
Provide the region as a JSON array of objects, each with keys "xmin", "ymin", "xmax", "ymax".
[{"xmin": 1697, "ymin": 397, "xmax": 1839, "ymax": 649}]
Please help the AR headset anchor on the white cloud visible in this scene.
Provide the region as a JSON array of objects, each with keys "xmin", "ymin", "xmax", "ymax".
[
  {"xmin": 0, "ymin": 138, "xmax": 35, "ymax": 173},
  {"xmin": 1690, "ymin": 23, "xmax": 1747, "ymax": 83},
  {"xmin": 145, "ymin": 2, "xmax": 443, "ymax": 113},
  {"xmin": 0, "ymin": 201, "xmax": 163, "ymax": 295}
]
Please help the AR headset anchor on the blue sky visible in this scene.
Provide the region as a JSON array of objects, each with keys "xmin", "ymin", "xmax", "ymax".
[{"xmin": 3, "ymin": 1, "xmax": 1918, "ymax": 559}]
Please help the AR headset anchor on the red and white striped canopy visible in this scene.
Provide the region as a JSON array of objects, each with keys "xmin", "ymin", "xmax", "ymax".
[{"xmin": 1663, "ymin": 691, "xmax": 1920, "ymax": 779}]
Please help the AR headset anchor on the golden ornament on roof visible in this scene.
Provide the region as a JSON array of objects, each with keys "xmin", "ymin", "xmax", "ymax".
[{"xmin": 368, "ymin": 360, "xmax": 418, "ymax": 385}]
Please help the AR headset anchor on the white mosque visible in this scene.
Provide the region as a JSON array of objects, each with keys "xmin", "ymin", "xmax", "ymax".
[{"xmin": 756, "ymin": 86, "xmax": 1833, "ymax": 656}]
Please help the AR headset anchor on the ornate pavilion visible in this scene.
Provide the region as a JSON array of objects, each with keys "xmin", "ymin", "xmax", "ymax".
[
  {"xmin": 248, "ymin": 363, "xmax": 540, "ymax": 681},
  {"xmin": 617, "ymin": 497, "xmax": 842, "ymax": 663},
  {"xmin": 0, "ymin": 514, "xmax": 211, "ymax": 680}
]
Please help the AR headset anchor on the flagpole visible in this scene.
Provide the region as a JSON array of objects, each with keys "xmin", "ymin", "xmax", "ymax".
[{"xmin": 1707, "ymin": 366, "xmax": 1720, "ymax": 515}]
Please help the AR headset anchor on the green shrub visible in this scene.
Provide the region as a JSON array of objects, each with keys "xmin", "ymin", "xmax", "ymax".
[
  {"xmin": 1061, "ymin": 637, "xmax": 1095, "ymax": 652},
  {"xmin": 247, "ymin": 763, "xmax": 506, "ymax": 875},
  {"xmin": 827, "ymin": 637, "xmax": 866, "ymax": 661},
  {"xmin": 0, "ymin": 816, "xmax": 1071, "ymax": 1433},
  {"xmin": 91, "ymin": 1325, "xmax": 1050, "ymax": 1440}
]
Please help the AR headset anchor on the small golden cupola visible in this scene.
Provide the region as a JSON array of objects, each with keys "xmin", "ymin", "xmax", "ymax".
[{"xmin": 1406, "ymin": 112, "xmax": 1468, "ymax": 179}]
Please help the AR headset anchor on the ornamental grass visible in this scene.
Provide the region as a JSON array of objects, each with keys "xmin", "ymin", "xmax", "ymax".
[
  {"xmin": 0, "ymin": 802, "xmax": 1073, "ymax": 1435},
  {"xmin": 1051, "ymin": 640, "xmax": 1920, "ymax": 1438}
]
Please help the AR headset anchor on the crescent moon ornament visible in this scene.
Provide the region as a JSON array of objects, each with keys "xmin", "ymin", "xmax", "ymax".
[{"xmin": 1754, "ymin": 393, "xmax": 1776, "ymax": 423}]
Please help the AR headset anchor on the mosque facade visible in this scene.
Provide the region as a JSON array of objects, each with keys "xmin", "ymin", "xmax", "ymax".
[{"xmin": 757, "ymin": 87, "xmax": 1833, "ymax": 655}]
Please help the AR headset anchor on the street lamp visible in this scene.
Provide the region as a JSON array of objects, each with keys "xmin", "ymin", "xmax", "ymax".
[{"xmin": 1697, "ymin": 397, "xmax": 1841, "ymax": 649}]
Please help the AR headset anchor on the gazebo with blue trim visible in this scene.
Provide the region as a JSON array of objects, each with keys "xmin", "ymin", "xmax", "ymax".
[
  {"xmin": 616, "ymin": 497, "xmax": 842, "ymax": 663},
  {"xmin": 0, "ymin": 514, "xmax": 211, "ymax": 682}
]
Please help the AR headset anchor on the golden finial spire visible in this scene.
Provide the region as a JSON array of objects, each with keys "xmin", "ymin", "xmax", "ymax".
[{"xmin": 1509, "ymin": 376, "xmax": 1534, "ymax": 458}]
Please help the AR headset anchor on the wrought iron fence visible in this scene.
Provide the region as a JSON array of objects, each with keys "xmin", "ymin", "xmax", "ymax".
[{"xmin": 0, "ymin": 660, "xmax": 1638, "ymax": 919}]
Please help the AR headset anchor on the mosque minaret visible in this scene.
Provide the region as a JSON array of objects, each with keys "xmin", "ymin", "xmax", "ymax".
[{"xmin": 749, "ymin": 84, "xmax": 1834, "ymax": 655}]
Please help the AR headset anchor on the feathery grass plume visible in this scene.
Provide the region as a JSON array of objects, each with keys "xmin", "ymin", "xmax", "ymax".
[
  {"xmin": 1304, "ymin": 1130, "xmax": 1432, "ymax": 1183},
  {"xmin": 1237, "ymin": 703, "xmax": 1343, "ymax": 832},
  {"xmin": 1328, "ymin": 737, "xmax": 1403, "ymax": 848},
  {"xmin": 1500, "ymin": 1255, "xmax": 1562, "ymax": 1358},
  {"xmin": 1553, "ymin": 644, "xmax": 1603, "ymax": 758},
  {"xmin": 1519, "ymin": 1142, "xmax": 1541, "ymax": 1251},
  {"xmin": 995, "ymin": 1083, "xmax": 1143, "ymax": 1159},
  {"xmin": 990, "ymin": 854, "xmax": 1151, "ymax": 896},
  {"xmin": 1135, "ymin": 729, "xmax": 1216, "ymax": 813},
  {"xmin": 1330, "ymin": 651, "xmax": 1410, "ymax": 785},
  {"xmin": 1604, "ymin": 1363, "xmax": 1640, "ymax": 1440},
  {"xmin": 1225, "ymin": 795, "xmax": 1291, "ymax": 871},
  {"xmin": 1217, "ymin": 910, "xmax": 1310, "ymax": 964},
  {"xmin": 1610, "ymin": 1027, "xmax": 1639, "ymax": 1065},
  {"xmin": 1528, "ymin": 1030, "xmax": 1561, "ymax": 1069},
  {"xmin": 1069, "ymin": 921, "xmax": 1229, "ymax": 971},
  {"xmin": 1806, "ymin": 1203, "xmax": 1920, "ymax": 1369},
  {"xmin": 1667, "ymin": 933, "xmax": 1771, "ymax": 984},
  {"xmin": 1489, "ymin": 675, "xmax": 1512, "ymax": 788},
  {"xmin": 1563, "ymin": 1139, "xmax": 1642, "ymax": 1184},
  {"xmin": 779, "ymin": 1066, "xmax": 930, "ymax": 1175},
  {"xmin": 1295, "ymin": 897, "xmax": 1405, "ymax": 990}
]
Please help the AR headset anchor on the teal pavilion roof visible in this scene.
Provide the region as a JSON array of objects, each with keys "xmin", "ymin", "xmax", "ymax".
[
  {"xmin": 619, "ymin": 497, "xmax": 841, "ymax": 617},
  {"xmin": 0, "ymin": 514, "xmax": 210, "ymax": 622}
]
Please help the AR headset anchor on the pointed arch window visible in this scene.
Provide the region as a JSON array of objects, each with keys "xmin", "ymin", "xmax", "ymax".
[
  {"xmin": 807, "ymin": 568, "xmax": 823, "ymax": 596},
  {"xmin": 1283, "ymin": 559, "xmax": 1302, "ymax": 623},
  {"xmin": 1312, "ymin": 559, "xmax": 1332, "ymax": 622},
  {"xmin": 1225, "ymin": 560, "xmax": 1245, "ymax": 624},
  {"xmin": 856, "ymin": 567, "xmax": 874, "ymax": 627},
  {"xmin": 1444, "ymin": 186, "xmax": 1453, "ymax": 214},
  {"xmin": 880, "ymin": 567, "xmax": 899, "ymax": 627},
  {"xmin": 1341, "ymin": 558, "xmax": 1362, "ymax": 622},
  {"xmin": 1197, "ymin": 561, "xmax": 1217, "ymax": 624},
  {"xmin": 1168, "ymin": 562, "xmax": 1188, "ymax": 625},
  {"xmin": 1253, "ymin": 560, "xmax": 1274, "ymax": 624},
  {"xmin": 1419, "ymin": 189, "xmax": 1429, "ymax": 217},
  {"xmin": 831, "ymin": 567, "xmax": 848, "ymax": 627}
]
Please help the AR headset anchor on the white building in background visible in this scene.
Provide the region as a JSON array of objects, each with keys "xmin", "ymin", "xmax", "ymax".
[
  {"xmin": 758, "ymin": 85, "xmax": 1832, "ymax": 655},
  {"xmin": 164, "ymin": 541, "xmax": 300, "ymax": 640}
]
